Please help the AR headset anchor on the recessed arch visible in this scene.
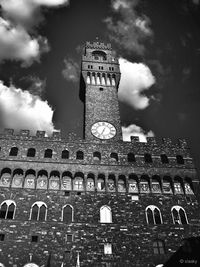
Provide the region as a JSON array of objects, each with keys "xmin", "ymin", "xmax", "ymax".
[{"xmin": 62, "ymin": 204, "xmax": 74, "ymax": 223}]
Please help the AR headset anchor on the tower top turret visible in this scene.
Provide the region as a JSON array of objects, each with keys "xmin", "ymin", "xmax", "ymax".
[{"xmin": 85, "ymin": 41, "xmax": 112, "ymax": 50}]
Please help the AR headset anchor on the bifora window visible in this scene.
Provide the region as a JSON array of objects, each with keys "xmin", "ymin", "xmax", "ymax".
[
  {"xmin": 146, "ymin": 205, "xmax": 162, "ymax": 224},
  {"xmin": 0, "ymin": 200, "xmax": 16, "ymax": 219},
  {"xmin": 30, "ymin": 202, "xmax": 47, "ymax": 221},
  {"xmin": 171, "ymin": 206, "xmax": 188, "ymax": 224}
]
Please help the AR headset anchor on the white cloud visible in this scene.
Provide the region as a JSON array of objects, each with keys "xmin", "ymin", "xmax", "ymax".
[
  {"xmin": 0, "ymin": 0, "xmax": 69, "ymax": 26},
  {"xmin": 0, "ymin": 81, "xmax": 55, "ymax": 135},
  {"xmin": 118, "ymin": 58, "xmax": 155, "ymax": 109},
  {"xmin": 62, "ymin": 58, "xmax": 80, "ymax": 82},
  {"xmin": 112, "ymin": 0, "xmax": 132, "ymax": 10},
  {"xmin": 106, "ymin": 0, "xmax": 152, "ymax": 56},
  {"xmin": 0, "ymin": 0, "xmax": 69, "ymax": 64},
  {"xmin": 135, "ymin": 17, "xmax": 152, "ymax": 36},
  {"xmin": 122, "ymin": 124, "xmax": 154, "ymax": 142},
  {"xmin": 0, "ymin": 18, "xmax": 45, "ymax": 64}
]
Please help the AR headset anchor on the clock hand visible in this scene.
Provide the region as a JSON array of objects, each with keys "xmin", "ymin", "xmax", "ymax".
[{"xmin": 101, "ymin": 127, "xmax": 106, "ymax": 135}]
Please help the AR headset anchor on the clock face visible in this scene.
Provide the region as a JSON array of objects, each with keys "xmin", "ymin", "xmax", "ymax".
[{"xmin": 91, "ymin": 122, "xmax": 116, "ymax": 140}]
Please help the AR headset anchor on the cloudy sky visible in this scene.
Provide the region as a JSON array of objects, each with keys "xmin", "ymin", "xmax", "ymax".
[{"xmin": 0, "ymin": 0, "xmax": 200, "ymax": 168}]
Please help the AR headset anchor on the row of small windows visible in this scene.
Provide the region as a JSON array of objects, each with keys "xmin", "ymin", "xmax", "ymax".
[
  {"xmin": 86, "ymin": 72, "xmax": 116, "ymax": 86},
  {"xmin": 87, "ymin": 65, "xmax": 114, "ymax": 71},
  {"xmin": 7, "ymin": 147, "xmax": 186, "ymax": 165},
  {"xmin": 0, "ymin": 168, "xmax": 194, "ymax": 194},
  {"xmin": 0, "ymin": 201, "xmax": 188, "ymax": 225}
]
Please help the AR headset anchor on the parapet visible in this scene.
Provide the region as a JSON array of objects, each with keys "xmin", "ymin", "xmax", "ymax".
[
  {"xmin": 0, "ymin": 128, "xmax": 190, "ymax": 149},
  {"xmin": 86, "ymin": 41, "xmax": 112, "ymax": 50}
]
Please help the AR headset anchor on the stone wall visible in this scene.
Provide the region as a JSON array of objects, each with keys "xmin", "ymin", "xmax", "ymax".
[{"xmin": 0, "ymin": 189, "xmax": 200, "ymax": 267}]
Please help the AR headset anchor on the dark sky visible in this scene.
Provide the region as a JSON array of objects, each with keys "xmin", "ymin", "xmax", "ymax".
[{"xmin": 0, "ymin": 0, "xmax": 200, "ymax": 170}]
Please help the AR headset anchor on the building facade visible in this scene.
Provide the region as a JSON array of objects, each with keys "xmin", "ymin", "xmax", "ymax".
[{"xmin": 0, "ymin": 41, "xmax": 200, "ymax": 267}]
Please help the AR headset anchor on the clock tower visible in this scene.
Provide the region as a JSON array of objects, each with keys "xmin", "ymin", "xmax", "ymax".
[{"xmin": 81, "ymin": 41, "xmax": 122, "ymax": 142}]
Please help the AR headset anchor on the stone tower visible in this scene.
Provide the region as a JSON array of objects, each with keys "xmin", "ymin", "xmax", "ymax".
[
  {"xmin": 81, "ymin": 41, "xmax": 122, "ymax": 142},
  {"xmin": 0, "ymin": 41, "xmax": 199, "ymax": 267}
]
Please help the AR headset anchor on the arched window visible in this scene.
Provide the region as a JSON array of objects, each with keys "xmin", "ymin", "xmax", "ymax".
[
  {"xmin": 87, "ymin": 72, "xmax": 91, "ymax": 84},
  {"xmin": 146, "ymin": 205, "xmax": 162, "ymax": 224},
  {"xmin": 76, "ymin": 150, "xmax": 84, "ymax": 160},
  {"xmin": 27, "ymin": 148, "xmax": 36, "ymax": 157},
  {"xmin": 62, "ymin": 150, "xmax": 69, "ymax": 159},
  {"xmin": 176, "ymin": 155, "xmax": 184, "ymax": 164},
  {"xmin": 9, "ymin": 147, "xmax": 18, "ymax": 156},
  {"xmin": 102, "ymin": 73, "xmax": 106, "ymax": 85},
  {"xmin": 160, "ymin": 154, "xmax": 169, "ymax": 164},
  {"xmin": 97, "ymin": 73, "xmax": 101, "ymax": 85},
  {"xmin": 111, "ymin": 74, "xmax": 116, "ymax": 86},
  {"xmin": 93, "ymin": 151, "xmax": 101, "ymax": 161},
  {"xmin": 153, "ymin": 240, "xmax": 165, "ymax": 254},
  {"xmin": 100, "ymin": 206, "xmax": 112, "ymax": 223},
  {"xmin": 144, "ymin": 153, "xmax": 153, "ymax": 163},
  {"xmin": 0, "ymin": 200, "xmax": 16, "ymax": 219},
  {"xmin": 44, "ymin": 149, "xmax": 52, "ymax": 158},
  {"xmin": 171, "ymin": 206, "xmax": 188, "ymax": 224},
  {"xmin": 91, "ymin": 72, "xmax": 96, "ymax": 85},
  {"xmin": 30, "ymin": 202, "xmax": 47, "ymax": 221},
  {"xmin": 127, "ymin": 153, "xmax": 136, "ymax": 163},
  {"xmin": 62, "ymin": 205, "xmax": 73, "ymax": 223},
  {"xmin": 110, "ymin": 153, "xmax": 118, "ymax": 162},
  {"xmin": 92, "ymin": 50, "xmax": 107, "ymax": 61}
]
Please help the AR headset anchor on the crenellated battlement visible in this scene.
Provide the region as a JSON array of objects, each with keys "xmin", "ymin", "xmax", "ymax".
[
  {"xmin": 86, "ymin": 41, "xmax": 112, "ymax": 50},
  {"xmin": 0, "ymin": 129, "xmax": 190, "ymax": 150}
]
